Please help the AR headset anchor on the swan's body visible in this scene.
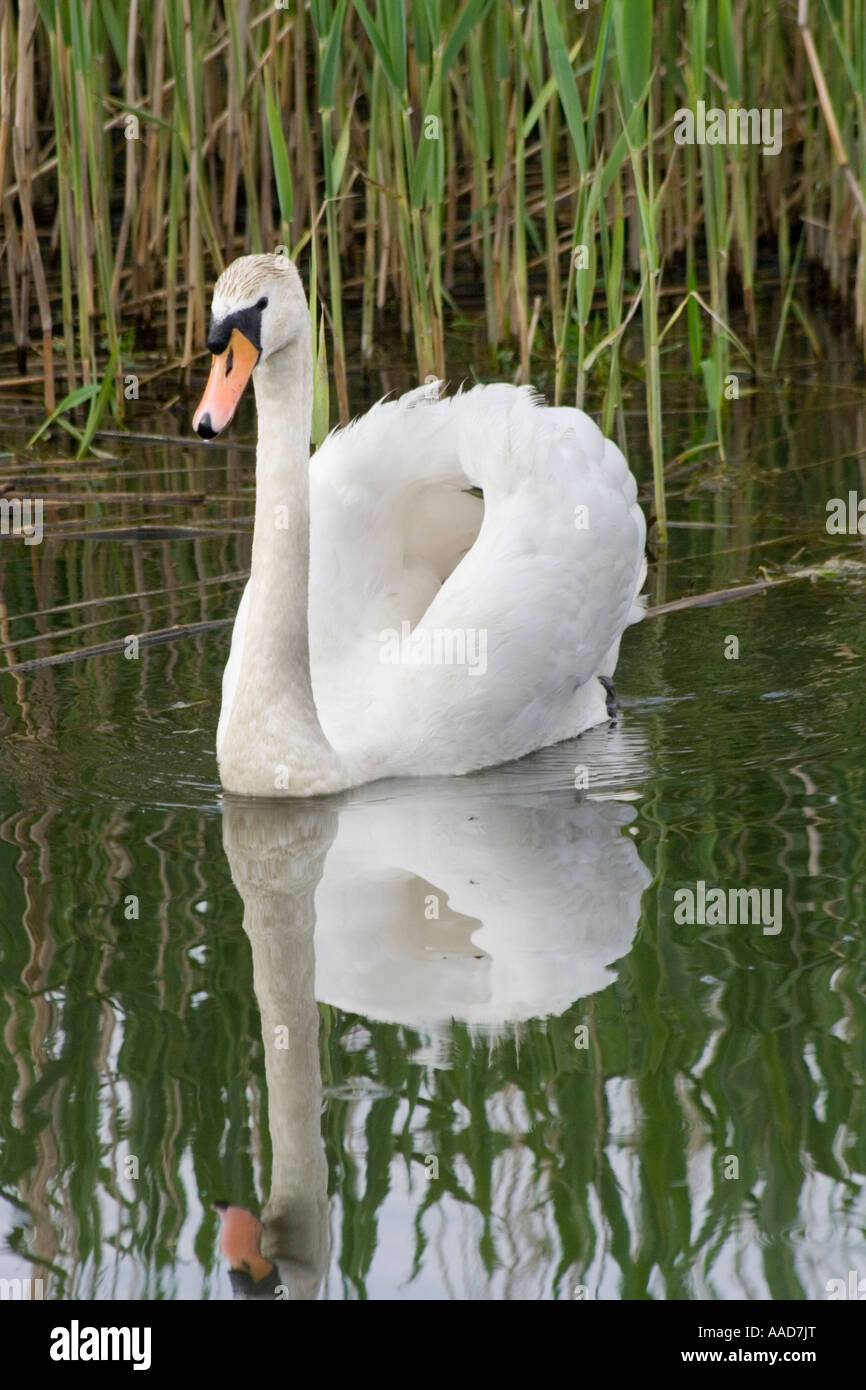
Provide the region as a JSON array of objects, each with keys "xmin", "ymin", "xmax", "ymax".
[{"xmin": 194, "ymin": 253, "xmax": 646, "ymax": 798}]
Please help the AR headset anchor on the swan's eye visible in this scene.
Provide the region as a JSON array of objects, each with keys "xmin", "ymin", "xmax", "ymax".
[{"xmin": 256, "ymin": 296, "xmax": 268, "ymax": 310}]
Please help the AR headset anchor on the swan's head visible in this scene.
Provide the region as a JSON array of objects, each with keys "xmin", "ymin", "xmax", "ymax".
[
  {"xmin": 213, "ymin": 1201, "xmax": 280, "ymax": 1299},
  {"xmin": 193, "ymin": 252, "xmax": 308, "ymax": 439}
]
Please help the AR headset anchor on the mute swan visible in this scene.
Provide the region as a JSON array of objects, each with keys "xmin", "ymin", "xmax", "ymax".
[
  {"xmin": 193, "ymin": 252, "xmax": 646, "ymax": 797},
  {"xmin": 219, "ymin": 767, "xmax": 649, "ymax": 1296}
]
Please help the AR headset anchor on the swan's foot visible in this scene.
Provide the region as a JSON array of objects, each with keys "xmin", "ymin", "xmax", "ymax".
[{"xmin": 597, "ymin": 675, "xmax": 618, "ymax": 720}]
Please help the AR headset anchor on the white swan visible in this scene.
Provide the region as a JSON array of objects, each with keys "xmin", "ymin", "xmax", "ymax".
[
  {"xmin": 193, "ymin": 252, "xmax": 646, "ymax": 797},
  {"xmin": 219, "ymin": 751, "xmax": 650, "ymax": 1296}
]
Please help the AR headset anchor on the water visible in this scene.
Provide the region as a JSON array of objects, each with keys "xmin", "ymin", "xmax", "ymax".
[{"xmin": 0, "ymin": 307, "xmax": 864, "ymax": 1300}]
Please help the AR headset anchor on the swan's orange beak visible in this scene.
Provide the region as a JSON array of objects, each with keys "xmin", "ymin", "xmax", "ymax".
[
  {"xmin": 193, "ymin": 329, "xmax": 259, "ymax": 439},
  {"xmin": 214, "ymin": 1202, "xmax": 274, "ymax": 1284}
]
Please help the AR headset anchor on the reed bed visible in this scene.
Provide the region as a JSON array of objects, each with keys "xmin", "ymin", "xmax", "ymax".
[{"xmin": 1, "ymin": 0, "xmax": 865, "ymax": 539}]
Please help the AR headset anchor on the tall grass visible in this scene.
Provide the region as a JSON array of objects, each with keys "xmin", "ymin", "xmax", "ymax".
[{"xmin": 1, "ymin": 1, "xmax": 865, "ymax": 538}]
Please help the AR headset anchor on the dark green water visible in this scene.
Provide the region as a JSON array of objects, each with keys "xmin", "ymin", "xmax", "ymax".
[{"xmin": 0, "ymin": 310, "xmax": 864, "ymax": 1299}]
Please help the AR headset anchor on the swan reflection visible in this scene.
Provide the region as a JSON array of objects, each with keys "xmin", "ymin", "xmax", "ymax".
[{"xmin": 219, "ymin": 744, "xmax": 650, "ymax": 1297}]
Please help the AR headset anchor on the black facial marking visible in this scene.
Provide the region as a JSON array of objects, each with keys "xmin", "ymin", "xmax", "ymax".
[{"xmin": 207, "ymin": 299, "xmax": 267, "ymax": 355}]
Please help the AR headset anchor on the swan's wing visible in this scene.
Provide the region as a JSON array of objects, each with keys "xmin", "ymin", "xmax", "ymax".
[
  {"xmin": 307, "ymin": 383, "xmax": 645, "ymax": 775},
  {"xmin": 398, "ymin": 391, "xmax": 646, "ymax": 770},
  {"xmin": 308, "ymin": 382, "xmax": 483, "ymax": 668},
  {"xmin": 315, "ymin": 791, "xmax": 650, "ymax": 1028}
]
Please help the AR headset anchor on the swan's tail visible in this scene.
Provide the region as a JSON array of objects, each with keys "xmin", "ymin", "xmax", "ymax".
[{"xmin": 628, "ymin": 554, "xmax": 649, "ymax": 625}]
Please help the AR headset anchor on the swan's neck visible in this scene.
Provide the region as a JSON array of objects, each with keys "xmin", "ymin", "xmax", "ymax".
[
  {"xmin": 223, "ymin": 803, "xmax": 334, "ymax": 1297},
  {"xmin": 218, "ymin": 332, "xmax": 348, "ymax": 796}
]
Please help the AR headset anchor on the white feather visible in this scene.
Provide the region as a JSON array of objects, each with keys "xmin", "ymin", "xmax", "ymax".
[{"xmin": 303, "ymin": 383, "xmax": 646, "ymax": 776}]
